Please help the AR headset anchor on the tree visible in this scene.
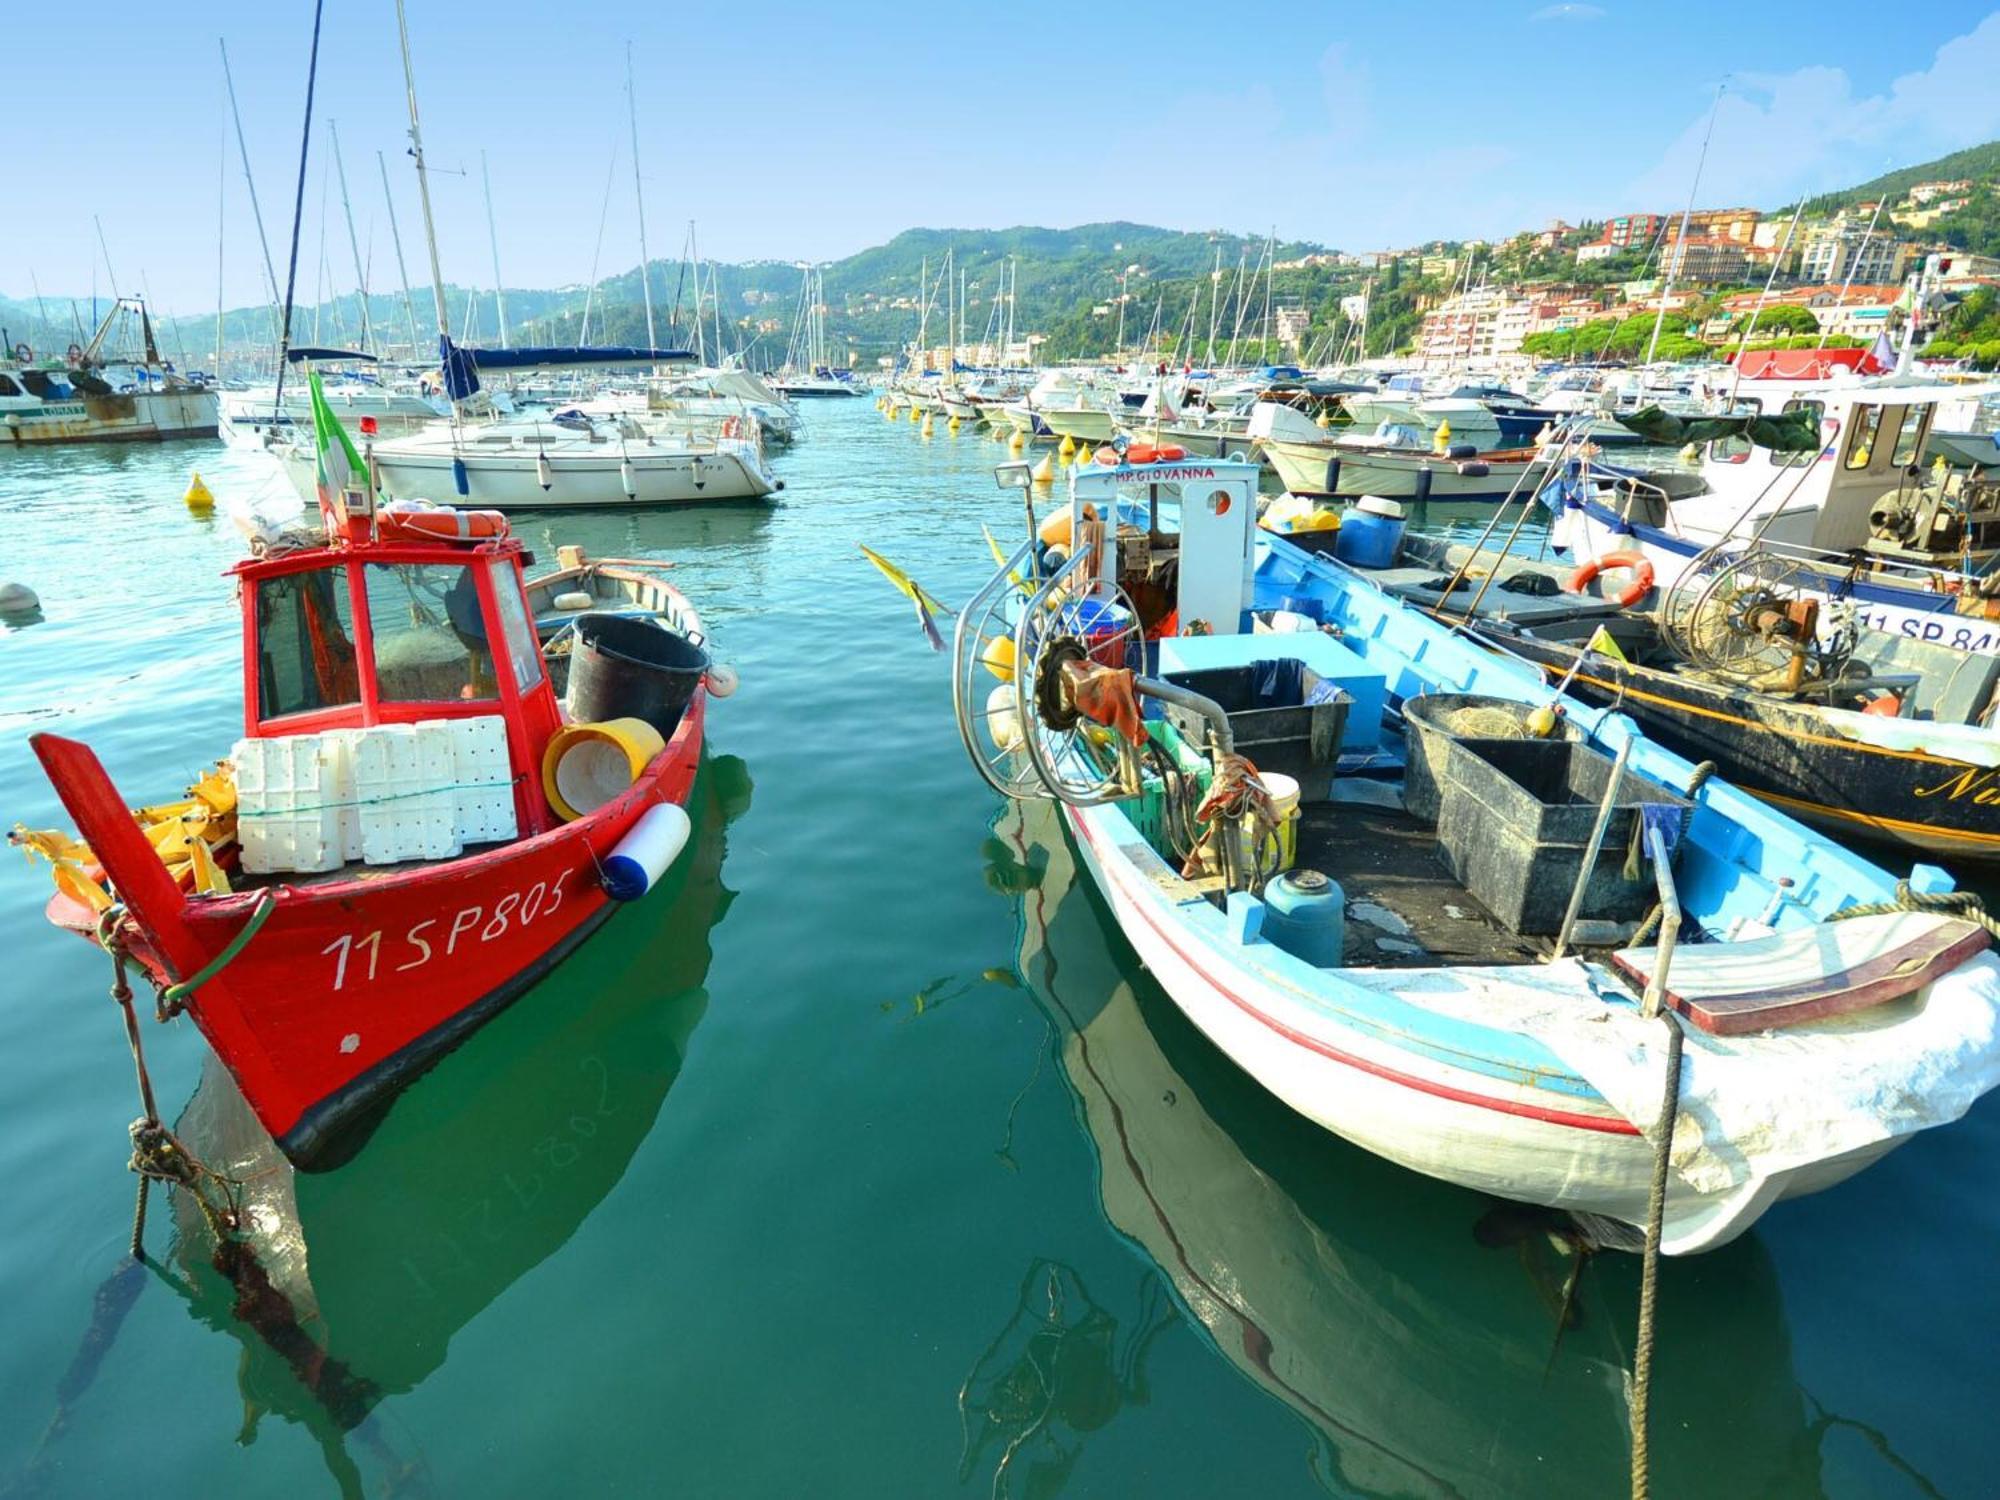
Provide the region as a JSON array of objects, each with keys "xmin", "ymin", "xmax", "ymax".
[{"xmin": 1740, "ymin": 304, "xmax": 1819, "ymax": 336}]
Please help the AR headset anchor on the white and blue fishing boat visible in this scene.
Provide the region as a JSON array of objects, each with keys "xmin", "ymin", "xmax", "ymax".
[
  {"xmin": 927, "ymin": 447, "xmax": 2000, "ymax": 1256},
  {"xmin": 1548, "ymin": 375, "xmax": 2000, "ymax": 651}
]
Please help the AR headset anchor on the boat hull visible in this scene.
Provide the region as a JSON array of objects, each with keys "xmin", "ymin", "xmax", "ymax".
[
  {"xmin": 369, "ymin": 442, "xmax": 777, "ymax": 510},
  {"xmin": 1490, "ymin": 632, "xmax": 2000, "ymax": 863},
  {"xmin": 1265, "ymin": 437, "xmax": 1547, "ymax": 501},
  {"xmin": 1039, "ymin": 407, "xmax": 1117, "ymax": 444},
  {"xmin": 0, "ymin": 387, "xmax": 219, "ymax": 444},
  {"xmin": 1058, "ymin": 796, "xmax": 1893, "ymax": 1254},
  {"xmin": 49, "ymin": 695, "xmax": 705, "ymax": 1168}
]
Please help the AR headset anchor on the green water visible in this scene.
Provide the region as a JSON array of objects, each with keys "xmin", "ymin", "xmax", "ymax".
[{"xmin": 1, "ymin": 407, "xmax": 1994, "ymax": 1498}]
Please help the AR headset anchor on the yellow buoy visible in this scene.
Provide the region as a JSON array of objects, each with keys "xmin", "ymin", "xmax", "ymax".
[
  {"xmin": 1031, "ymin": 453, "xmax": 1057, "ymax": 485},
  {"xmin": 1008, "ymin": 429, "xmax": 1026, "ymax": 453},
  {"xmin": 981, "ymin": 633, "xmax": 1018, "ymax": 682},
  {"xmin": 920, "ymin": 414, "xmax": 935, "ymax": 437},
  {"xmin": 948, "ymin": 415, "xmax": 961, "ymax": 433},
  {"xmin": 1057, "ymin": 434, "xmax": 1077, "ymax": 462},
  {"xmin": 184, "ymin": 471, "xmax": 215, "ymax": 512},
  {"xmin": 1432, "ymin": 418, "xmax": 1452, "ymax": 454}
]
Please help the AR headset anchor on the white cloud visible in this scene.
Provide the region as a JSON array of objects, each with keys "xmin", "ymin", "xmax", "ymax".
[
  {"xmin": 1531, "ymin": 4, "xmax": 1606, "ymax": 21},
  {"xmin": 1622, "ymin": 14, "xmax": 2000, "ymax": 211}
]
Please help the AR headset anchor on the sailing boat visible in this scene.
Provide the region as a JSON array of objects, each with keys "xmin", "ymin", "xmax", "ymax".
[{"xmin": 773, "ymin": 264, "xmax": 864, "ymax": 397}]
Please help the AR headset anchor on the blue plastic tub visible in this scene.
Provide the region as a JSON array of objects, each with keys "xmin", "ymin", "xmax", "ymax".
[{"xmin": 1333, "ymin": 508, "xmax": 1406, "ymax": 569}]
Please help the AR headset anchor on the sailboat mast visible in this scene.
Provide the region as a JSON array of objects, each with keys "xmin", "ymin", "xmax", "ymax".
[
  {"xmin": 626, "ymin": 44, "xmax": 657, "ymax": 351},
  {"xmin": 220, "ymin": 37, "xmax": 285, "ymax": 350},
  {"xmin": 376, "ymin": 150, "xmax": 421, "ymax": 359},
  {"xmin": 329, "ymin": 120, "xmax": 374, "ymax": 355},
  {"xmin": 1643, "ymin": 80, "xmax": 1725, "ymax": 371},
  {"xmin": 689, "ymin": 221, "xmax": 706, "ymax": 365},
  {"xmin": 480, "ymin": 150, "xmax": 508, "ymax": 349},
  {"xmin": 1260, "ymin": 228, "xmax": 1275, "ymax": 362},
  {"xmin": 579, "ymin": 142, "xmax": 620, "ymax": 347},
  {"xmin": 215, "ymin": 101, "xmax": 226, "ymax": 380},
  {"xmin": 395, "ymin": 0, "xmax": 453, "ymax": 395}
]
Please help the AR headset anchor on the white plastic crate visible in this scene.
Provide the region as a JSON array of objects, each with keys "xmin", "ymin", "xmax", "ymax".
[
  {"xmin": 233, "ymin": 734, "xmax": 346, "ymax": 875},
  {"xmin": 351, "ymin": 722, "xmax": 460, "ymax": 866},
  {"xmin": 424, "ymin": 715, "xmax": 518, "ymax": 846}
]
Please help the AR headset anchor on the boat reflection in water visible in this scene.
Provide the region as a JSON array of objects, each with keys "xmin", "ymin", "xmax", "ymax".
[
  {"xmin": 158, "ymin": 756, "xmax": 748, "ymax": 1493},
  {"xmin": 980, "ymin": 797, "xmax": 1831, "ymax": 1500}
]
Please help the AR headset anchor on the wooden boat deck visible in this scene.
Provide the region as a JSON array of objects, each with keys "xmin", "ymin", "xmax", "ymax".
[{"xmin": 1291, "ymin": 792, "xmax": 1543, "ymax": 969}]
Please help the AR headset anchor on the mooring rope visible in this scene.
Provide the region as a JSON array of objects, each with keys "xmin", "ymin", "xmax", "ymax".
[
  {"xmin": 1826, "ymin": 880, "xmax": 2000, "ymax": 942},
  {"xmin": 1630, "ymin": 1011, "xmax": 1685, "ymax": 1500}
]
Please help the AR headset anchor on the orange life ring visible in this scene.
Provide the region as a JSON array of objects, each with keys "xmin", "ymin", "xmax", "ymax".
[
  {"xmin": 1120, "ymin": 442, "xmax": 1189, "ymax": 465},
  {"xmin": 377, "ymin": 501, "xmax": 511, "ymax": 543},
  {"xmin": 1566, "ymin": 549, "xmax": 1654, "ymax": 608}
]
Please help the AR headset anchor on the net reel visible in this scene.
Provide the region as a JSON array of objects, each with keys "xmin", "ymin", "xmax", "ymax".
[
  {"xmin": 1659, "ymin": 548, "xmax": 1851, "ymax": 691},
  {"xmin": 1012, "ymin": 581, "xmax": 1148, "ymax": 807}
]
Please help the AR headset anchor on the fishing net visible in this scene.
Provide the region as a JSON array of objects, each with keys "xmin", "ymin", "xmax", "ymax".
[{"xmin": 1439, "ymin": 705, "xmax": 1532, "ymax": 739}]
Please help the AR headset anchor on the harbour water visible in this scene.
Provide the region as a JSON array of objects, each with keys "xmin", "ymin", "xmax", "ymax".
[{"xmin": 2, "ymin": 405, "xmax": 1996, "ymax": 1497}]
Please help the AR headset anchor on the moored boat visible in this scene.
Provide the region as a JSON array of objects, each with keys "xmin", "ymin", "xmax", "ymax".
[
  {"xmin": 11, "ymin": 377, "xmax": 726, "ymax": 1167},
  {"xmin": 917, "ymin": 445, "xmax": 2000, "ymax": 1255}
]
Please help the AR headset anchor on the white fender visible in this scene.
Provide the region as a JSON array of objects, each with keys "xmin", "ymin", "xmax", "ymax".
[{"xmin": 601, "ymin": 802, "xmax": 692, "ymax": 902}]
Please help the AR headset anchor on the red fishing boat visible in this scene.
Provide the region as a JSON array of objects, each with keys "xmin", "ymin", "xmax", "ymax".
[{"xmin": 15, "ymin": 379, "xmax": 717, "ymax": 1168}]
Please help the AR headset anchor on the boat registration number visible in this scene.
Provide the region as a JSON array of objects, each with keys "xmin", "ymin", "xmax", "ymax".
[{"xmin": 321, "ymin": 870, "xmax": 575, "ymax": 991}]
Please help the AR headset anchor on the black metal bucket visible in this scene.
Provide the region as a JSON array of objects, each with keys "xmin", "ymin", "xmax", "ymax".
[{"xmin": 566, "ymin": 613, "xmax": 711, "ymax": 740}]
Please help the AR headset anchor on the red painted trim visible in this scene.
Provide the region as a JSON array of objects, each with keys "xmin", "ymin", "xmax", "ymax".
[{"xmin": 1068, "ymin": 809, "xmax": 1642, "ymax": 1138}]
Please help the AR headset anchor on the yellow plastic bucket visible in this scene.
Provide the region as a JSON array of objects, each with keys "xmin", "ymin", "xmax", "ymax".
[
  {"xmin": 542, "ymin": 718, "xmax": 667, "ymax": 822},
  {"xmin": 1228, "ymin": 771, "xmax": 1300, "ymax": 876}
]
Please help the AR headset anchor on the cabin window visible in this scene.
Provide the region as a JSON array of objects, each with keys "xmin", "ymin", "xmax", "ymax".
[
  {"xmin": 362, "ymin": 563, "xmax": 497, "ymax": 703},
  {"xmin": 1888, "ymin": 407, "xmax": 1924, "ymax": 467},
  {"xmin": 256, "ymin": 569, "xmax": 361, "ymax": 721},
  {"xmin": 1775, "ymin": 400, "xmax": 1824, "ymax": 468},
  {"xmin": 0, "ymin": 374, "xmax": 21, "ymax": 397},
  {"xmin": 1845, "ymin": 405, "xmax": 1883, "ymax": 469},
  {"xmin": 487, "ymin": 559, "xmax": 544, "ymax": 694},
  {"xmin": 1708, "ymin": 399, "xmax": 1760, "ymax": 464}
]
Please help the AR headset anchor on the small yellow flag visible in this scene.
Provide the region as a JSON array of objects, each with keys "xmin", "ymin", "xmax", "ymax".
[{"xmin": 1585, "ymin": 626, "xmax": 1628, "ymax": 664}]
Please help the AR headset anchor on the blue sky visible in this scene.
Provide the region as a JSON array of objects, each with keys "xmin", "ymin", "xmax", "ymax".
[{"xmin": 7, "ymin": 1, "xmax": 2000, "ymax": 316}]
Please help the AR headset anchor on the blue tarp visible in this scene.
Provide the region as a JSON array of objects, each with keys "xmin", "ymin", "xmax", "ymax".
[{"xmin": 439, "ymin": 335, "xmax": 695, "ymax": 401}]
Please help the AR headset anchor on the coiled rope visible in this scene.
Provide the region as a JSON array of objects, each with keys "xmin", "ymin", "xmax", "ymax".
[{"xmin": 1826, "ymin": 880, "xmax": 2000, "ymax": 942}]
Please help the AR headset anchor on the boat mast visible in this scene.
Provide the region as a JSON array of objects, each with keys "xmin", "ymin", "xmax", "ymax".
[
  {"xmin": 579, "ymin": 141, "xmax": 620, "ymax": 347},
  {"xmin": 329, "ymin": 120, "xmax": 374, "ymax": 355},
  {"xmin": 267, "ymin": 0, "xmax": 327, "ymax": 418},
  {"xmin": 1204, "ymin": 243, "xmax": 1222, "ymax": 365},
  {"xmin": 626, "ymin": 44, "xmax": 657, "ymax": 352},
  {"xmin": 219, "ymin": 38, "xmax": 285, "ymax": 352},
  {"xmin": 480, "ymin": 149, "xmax": 508, "ymax": 349},
  {"xmin": 376, "ymin": 150, "xmax": 422, "ymax": 360},
  {"xmin": 215, "ymin": 100, "xmax": 226, "ymax": 380},
  {"xmin": 395, "ymin": 0, "xmax": 457, "ymax": 430},
  {"xmin": 689, "ymin": 221, "xmax": 706, "ymax": 365},
  {"xmin": 1261, "ymin": 227, "xmax": 1275, "ymax": 362},
  {"xmin": 1643, "ymin": 80, "xmax": 1726, "ymax": 371},
  {"xmin": 1005, "ymin": 255, "xmax": 1016, "ymax": 365}
]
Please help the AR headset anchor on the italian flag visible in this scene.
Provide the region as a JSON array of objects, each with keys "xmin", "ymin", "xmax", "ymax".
[{"xmin": 308, "ymin": 368, "xmax": 371, "ymax": 527}]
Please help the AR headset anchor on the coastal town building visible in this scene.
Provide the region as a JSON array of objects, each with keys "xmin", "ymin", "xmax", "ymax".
[
  {"xmin": 1676, "ymin": 208, "xmax": 1762, "ymax": 244},
  {"xmin": 1600, "ymin": 213, "xmax": 1666, "ymax": 250},
  {"xmin": 1799, "ymin": 227, "xmax": 1913, "ymax": 286}
]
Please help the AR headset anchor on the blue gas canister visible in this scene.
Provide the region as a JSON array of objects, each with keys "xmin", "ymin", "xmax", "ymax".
[{"xmin": 1261, "ymin": 868, "xmax": 1346, "ymax": 967}]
